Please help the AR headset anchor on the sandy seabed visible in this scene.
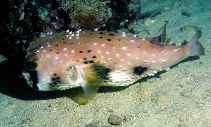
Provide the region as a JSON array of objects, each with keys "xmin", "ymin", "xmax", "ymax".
[{"xmin": 0, "ymin": 0, "xmax": 210, "ymax": 127}]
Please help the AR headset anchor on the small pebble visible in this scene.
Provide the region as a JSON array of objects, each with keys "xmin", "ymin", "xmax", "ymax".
[
  {"xmin": 181, "ymin": 10, "xmax": 192, "ymax": 17},
  {"xmin": 108, "ymin": 114, "xmax": 123, "ymax": 125},
  {"xmin": 85, "ymin": 122, "xmax": 99, "ymax": 127}
]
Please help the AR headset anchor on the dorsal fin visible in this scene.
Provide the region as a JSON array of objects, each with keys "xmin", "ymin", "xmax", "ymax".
[{"xmin": 148, "ymin": 20, "xmax": 169, "ymax": 45}]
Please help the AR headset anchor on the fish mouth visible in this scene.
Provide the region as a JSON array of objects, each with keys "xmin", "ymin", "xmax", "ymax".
[{"xmin": 22, "ymin": 70, "xmax": 39, "ymax": 90}]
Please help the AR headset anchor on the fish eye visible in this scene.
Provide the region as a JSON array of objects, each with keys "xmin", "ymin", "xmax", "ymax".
[
  {"xmin": 22, "ymin": 70, "xmax": 39, "ymax": 90},
  {"xmin": 25, "ymin": 60, "xmax": 37, "ymax": 71}
]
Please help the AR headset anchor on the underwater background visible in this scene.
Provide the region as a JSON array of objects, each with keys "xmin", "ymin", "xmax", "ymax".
[{"xmin": 0, "ymin": 0, "xmax": 210, "ymax": 126}]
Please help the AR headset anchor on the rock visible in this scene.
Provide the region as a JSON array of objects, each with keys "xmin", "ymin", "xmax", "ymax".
[
  {"xmin": 180, "ymin": 26, "xmax": 199, "ymax": 35},
  {"xmin": 181, "ymin": 10, "xmax": 192, "ymax": 17},
  {"xmin": 85, "ymin": 121, "xmax": 99, "ymax": 127},
  {"xmin": 108, "ymin": 114, "xmax": 123, "ymax": 125},
  {"xmin": 144, "ymin": 18, "xmax": 155, "ymax": 26}
]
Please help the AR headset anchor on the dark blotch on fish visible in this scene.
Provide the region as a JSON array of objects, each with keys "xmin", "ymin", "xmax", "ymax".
[
  {"xmin": 107, "ymin": 38, "xmax": 112, "ymax": 41},
  {"xmin": 92, "ymin": 56, "xmax": 97, "ymax": 59},
  {"xmin": 87, "ymin": 50, "xmax": 92, "ymax": 53},
  {"xmin": 93, "ymin": 64, "xmax": 111, "ymax": 80},
  {"xmin": 133, "ymin": 66, "xmax": 148, "ymax": 75}
]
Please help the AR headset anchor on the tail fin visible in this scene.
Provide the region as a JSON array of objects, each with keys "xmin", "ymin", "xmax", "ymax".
[{"xmin": 187, "ymin": 28, "xmax": 204, "ymax": 56}]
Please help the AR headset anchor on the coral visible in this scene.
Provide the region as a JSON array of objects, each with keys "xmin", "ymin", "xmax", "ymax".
[
  {"xmin": 58, "ymin": 0, "xmax": 111, "ymax": 30},
  {"xmin": 45, "ymin": 9, "xmax": 65, "ymax": 32}
]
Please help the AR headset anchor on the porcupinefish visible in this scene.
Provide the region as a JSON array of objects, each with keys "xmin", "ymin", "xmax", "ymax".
[{"xmin": 22, "ymin": 22, "xmax": 204, "ymax": 100}]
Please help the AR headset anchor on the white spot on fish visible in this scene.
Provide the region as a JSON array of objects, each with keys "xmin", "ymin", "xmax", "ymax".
[
  {"xmin": 94, "ymin": 43, "xmax": 98, "ymax": 46},
  {"xmin": 101, "ymin": 44, "xmax": 105, "ymax": 47},
  {"xmin": 177, "ymin": 43, "xmax": 182, "ymax": 46},
  {"xmin": 130, "ymin": 40, "xmax": 135, "ymax": 42},
  {"xmin": 152, "ymin": 54, "xmax": 156, "ymax": 57},
  {"xmin": 97, "ymin": 50, "xmax": 102, "ymax": 53},
  {"xmin": 106, "ymin": 51, "xmax": 110, "ymax": 54},
  {"xmin": 64, "ymin": 54, "xmax": 68, "ymax": 57},
  {"xmin": 47, "ymin": 44, "xmax": 51, "ymax": 47},
  {"xmin": 63, "ymin": 48, "xmax": 67, "ymax": 51},
  {"xmin": 174, "ymin": 48, "xmax": 181, "ymax": 52},
  {"xmin": 71, "ymin": 50, "xmax": 75, "ymax": 53},
  {"xmin": 55, "ymin": 56, "xmax": 59, "ymax": 60},
  {"xmin": 71, "ymin": 34, "xmax": 74, "ymax": 37},
  {"xmin": 69, "ymin": 31, "xmax": 72, "ymax": 34},
  {"xmin": 76, "ymin": 29, "xmax": 81, "ymax": 33},
  {"xmin": 41, "ymin": 46, "xmax": 44, "ymax": 49},
  {"xmin": 69, "ymin": 37, "xmax": 72, "ymax": 39},
  {"xmin": 133, "ymin": 35, "xmax": 136, "ymax": 37},
  {"xmin": 142, "ymin": 38, "xmax": 145, "ymax": 41},
  {"xmin": 101, "ymin": 56, "xmax": 105, "ymax": 59},
  {"xmin": 76, "ymin": 37, "xmax": 79, "ymax": 39},
  {"xmin": 66, "ymin": 35, "xmax": 69, "ymax": 37},
  {"xmin": 37, "ymin": 50, "xmax": 40, "ymax": 53},
  {"xmin": 108, "ymin": 58, "xmax": 112, "ymax": 60},
  {"xmin": 122, "ymin": 34, "xmax": 126, "ymax": 37},
  {"xmin": 127, "ymin": 53, "xmax": 131, "ymax": 56},
  {"xmin": 122, "ymin": 47, "xmax": 127, "ymax": 50},
  {"xmin": 66, "ymin": 29, "xmax": 69, "ymax": 32},
  {"xmin": 135, "ymin": 57, "xmax": 139, "ymax": 60}
]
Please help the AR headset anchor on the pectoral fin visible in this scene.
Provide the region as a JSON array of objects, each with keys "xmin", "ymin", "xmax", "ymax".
[
  {"xmin": 82, "ymin": 64, "xmax": 102, "ymax": 100},
  {"xmin": 68, "ymin": 65, "xmax": 100, "ymax": 104},
  {"xmin": 82, "ymin": 84, "xmax": 100, "ymax": 100}
]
